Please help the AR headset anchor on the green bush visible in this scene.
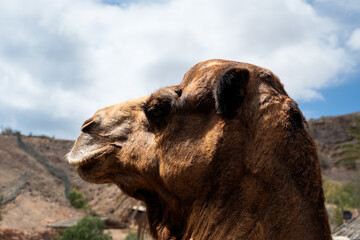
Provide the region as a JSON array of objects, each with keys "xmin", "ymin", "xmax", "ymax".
[
  {"xmin": 333, "ymin": 206, "xmax": 345, "ymax": 226},
  {"xmin": 125, "ymin": 232, "xmax": 137, "ymax": 240},
  {"xmin": 54, "ymin": 216, "xmax": 112, "ymax": 240},
  {"xmin": 68, "ymin": 189, "xmax": 87, "ymax": 209},
  {"xmin": 323, "ymin": 179, "xmax": 360, "ymax": 226},
  {"xmin": 323, "ymin": 180, "xmax": 357, "ymax": 208}
]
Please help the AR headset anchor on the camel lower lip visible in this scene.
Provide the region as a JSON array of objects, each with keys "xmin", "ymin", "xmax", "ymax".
[
  {"xmin": 69, "ymin": 151, "xmax": 103, "ymax": 167},
  {"xmin": 67, "ymin": 145, "xmax": 116, "ymax": 167},
  {"xmin": 68, "ymin": 148, "xmax": 107, "ymax": 167}
]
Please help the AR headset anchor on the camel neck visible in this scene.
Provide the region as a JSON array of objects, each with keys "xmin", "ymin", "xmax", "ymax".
[
  {"xmin": 144, "ymin": 159, "xmax": 331, "ymax": 240},
  {"xmin": 183, "ymin": 176, "xmax": 332, "ymax": 240}
]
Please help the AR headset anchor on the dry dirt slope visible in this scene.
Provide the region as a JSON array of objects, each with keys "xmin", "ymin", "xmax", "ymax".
[
  {"xmin": 0, "ymin": 134, "xmax": 122, "ymax": 234},
  {"xmin": 0, "ymin": 111, "xmax": 359, "ymax": 235}
]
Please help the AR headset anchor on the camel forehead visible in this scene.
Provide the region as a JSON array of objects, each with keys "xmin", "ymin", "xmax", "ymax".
[
  {"xmin": 198, "ymin": 59, "xmax": 226, "ymax": 70},
  {"xmin": 180, "ymin": 59, "xmax": 253, "ymax": 91}
]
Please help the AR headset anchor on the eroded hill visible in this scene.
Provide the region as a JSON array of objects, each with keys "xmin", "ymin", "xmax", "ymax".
[
  {"xmin": 308, "ymin": 111, "xmax": 360, "ymax": 182},
  {"xmin": 0, "ymin": 134, "xmax": 122, "ymax": 233}
]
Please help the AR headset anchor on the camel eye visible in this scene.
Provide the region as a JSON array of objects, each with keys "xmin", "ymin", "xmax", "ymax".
[
  {"xmin": 150, "ymin": 107, "xmax": 163, "ymax": 118},
  {"xmin": 143, "ymin": 104, "xmax": 169, "ymax": 122},
  {"xmin": 147, "ymin": 104, "xmax": 169, "ymax": 120},
  {"xmin": 143, "ymin": 103, "xmax": 170, "ymax": 131},
  {"xmin": 142, "ymin": 96, "xmax": 172, "ymax": 131}
]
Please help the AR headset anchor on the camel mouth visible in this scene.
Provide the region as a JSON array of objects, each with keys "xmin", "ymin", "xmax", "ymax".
[{"xmin": 67, "ymin": 145, "xmax": 118, "ymax": 167}]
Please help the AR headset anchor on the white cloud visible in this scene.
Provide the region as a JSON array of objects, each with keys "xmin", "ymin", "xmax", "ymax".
[
  {"xmin": 0, "ymin": 0, "xmax": 355, "ymax": 138},
  {"xmin": 347, "ymin": 28, "xmax": 360, "ymax": 51},
  {"xmin": 0, "ymin": 60, "xmax": 41, "ymax": 110}
]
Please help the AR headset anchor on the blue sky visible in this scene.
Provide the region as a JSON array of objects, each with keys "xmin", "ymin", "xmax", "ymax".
[
  {"xmin": 298, "ymin": 0, "xmax": 360, "ymax": 118},
  {"xmin": 299, "ymin": 71, "xmax": 360, "ymax": 118},
  {"xmin": 0, "ymin": 0, "xmax": 359, "ymax": 139}
]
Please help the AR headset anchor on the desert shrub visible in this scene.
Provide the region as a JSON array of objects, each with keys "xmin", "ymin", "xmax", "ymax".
[
  {"xmin": 54, "ymin": 216, "xmax": 112, "ymax": 240},
  {"xmin": 125, "ymin": 232, "xmax": 137, "ymax": 240},
  {"xmin": 68, "ymin": 189, "xmax": 87, "ymax": 209}
]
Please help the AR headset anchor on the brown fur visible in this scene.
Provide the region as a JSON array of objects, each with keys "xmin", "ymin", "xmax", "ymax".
[{"xmin": 67, "ymin": 59, "xmax": 332, "ymax": 239}]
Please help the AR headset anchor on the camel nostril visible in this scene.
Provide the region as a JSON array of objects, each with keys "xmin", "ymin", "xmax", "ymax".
[{"xmin": 81, "ymin": 117, "xmax": 99, "ymax": 134}]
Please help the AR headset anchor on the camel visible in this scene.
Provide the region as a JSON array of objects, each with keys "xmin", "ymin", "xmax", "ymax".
[{"xmin": 67, "ymin": 59, "xmax": 332, "ymax": 240}]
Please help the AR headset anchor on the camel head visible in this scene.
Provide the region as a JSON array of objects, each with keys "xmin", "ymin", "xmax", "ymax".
[
  {"xmin": 67, "ymin": 59, "xmax": 331, "ymax": 240},
  {"xmin": 67, "ymin": 59, "xmax": 271, "ymax": 198}
]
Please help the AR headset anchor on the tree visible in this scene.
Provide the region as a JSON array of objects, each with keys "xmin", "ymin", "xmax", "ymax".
[
  {"xmin": 333, "ymin": 117, "xmax": 360, "ymax": 169},
  {"xmin": 54, "ymin": 216, "xmax": 112, "ymax": 240}
]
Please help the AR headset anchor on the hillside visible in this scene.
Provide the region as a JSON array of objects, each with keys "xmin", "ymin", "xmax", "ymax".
[
  {"xmin": 308, "ymin": 111, "xmax": 360, "ymax": 182},
  {"xmin": 0, "ymin": 134, "xmax": 123, "ymax": 237},
  {"xmin": 0, "ymin": 111, "xmax": 359, "ymax": 238}
]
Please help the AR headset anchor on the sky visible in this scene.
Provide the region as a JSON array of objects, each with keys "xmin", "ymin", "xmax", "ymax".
[{"xmin": 0, "ymin": 0, "xmax": 359, "ymax": 140}]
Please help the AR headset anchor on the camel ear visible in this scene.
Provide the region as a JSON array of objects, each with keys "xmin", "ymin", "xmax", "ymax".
[{"xmin": 214, "ymin": 68, "xmax": 250, "ymax": 117}]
